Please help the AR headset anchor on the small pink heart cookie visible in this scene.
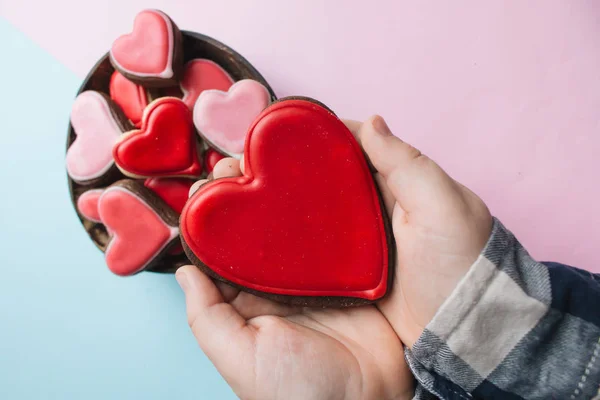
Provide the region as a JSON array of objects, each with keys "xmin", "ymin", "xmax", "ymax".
[
  {"xmin": 77, "ymin": 189, "xmax": 104, "ymax": 223},
  {"xmin": 66, "ymin": 91, "xmax": 129, "ymax": 184},
  {"xmin": 193, "ymin": 79, "xmax": 271, "ymax": 158},
  {"xmin": 98, "ymin": 180, "xmax": 180, "ymax": 276},
  {"xmin": 109, "ymin": 9, "xmax": 183, "ymax": 87}
]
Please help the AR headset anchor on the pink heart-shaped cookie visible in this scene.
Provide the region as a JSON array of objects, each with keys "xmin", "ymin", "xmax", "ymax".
[
  {"xmin": 99, "ymin": 182, "xmax": 179, "ymax": 276},
  {"xmin": 193, "ymin": 79, "xmax": 271, "ymax": 158},
  {"xmin": 109, "ymin": 9, "xmax": 181, "ymax": 85},
  {"xmin": 181, "ymin": 59, "xmax": 234, "ymax": 110},
  {"xmin": 66, "ymin": 91, "xmax": 127, "ymax": 183},
  {"xmin": 77, "ymin": 189, "xmax": 104, "ymax": 223}
]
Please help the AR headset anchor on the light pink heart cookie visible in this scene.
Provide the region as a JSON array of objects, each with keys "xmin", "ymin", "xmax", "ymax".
[
  {"xmin": 77, "ymin": 189, "xmax": 104, "ymax": 223},
  {"xmin": 193, "ymin": 79, "xmax": 271, "ymax": 158},
  {"xmin": 66, "ymin": 91, "xmax": 127, "ymax": 184},
  {"xmin": 98, "ymin": 181, "xmax": 179, "ymax": 276},
  {"xmin": 109, "ymin": 9, "xmax": 182, "ymax": 86}
]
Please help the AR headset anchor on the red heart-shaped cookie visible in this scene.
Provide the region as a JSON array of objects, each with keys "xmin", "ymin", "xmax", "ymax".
[
  {"xmin": 144, "ymin": 178, "xmax": 195, "ymax": 214},
  {"xmin": 181, "ymin": 98, "xmax": 391, "ymax": 304},
  {"xmin": 144, "ymin": 178, "xmax": 194, "ymax": 255},
  {"xmin": 109, "ymin": 71, "xmax": 148, "ymax": 127},
  {"xmin": 204, "ymin": 148, "xmax": 226, "ymax": 174},
  {"xmin": 113, "ymin": 97, "xmax": 202, "ymax": 178},
  {"xmin": 180, "ymin": 59, "xmax": 234, "ymax": 110}
]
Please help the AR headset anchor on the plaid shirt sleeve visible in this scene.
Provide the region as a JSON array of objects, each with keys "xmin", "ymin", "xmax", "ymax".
[{"xmin": 407, "ymin": 218, "xmax": 600, "ymax": 400}]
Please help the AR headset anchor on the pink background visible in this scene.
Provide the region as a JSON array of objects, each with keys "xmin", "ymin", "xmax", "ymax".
[{"xmin": 3, "ymin": 1, "xmax": 598, "ymax": 270}]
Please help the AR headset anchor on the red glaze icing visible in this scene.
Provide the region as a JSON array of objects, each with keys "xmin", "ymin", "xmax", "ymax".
[
  {"xmin": 109, "ymin": 71, "xmax": 148, "ymax": 126},
  {"xmin": 168, "ymin": 242, "xmax": 185, "ymax": 255},
  {"xmin": 204, "ymin": 148, "xmax": 226, "ymax": 174},
  {"xmin": 180, "ymin": 59, "xmax": 234, "ymax": 110},
  {"xmin": 113, "ymin": 97, "xmax": 202, "ymax": 178},
  {"xmin": 77, "ymin": 189, "xmax": 104, "ymax": 223},
  {"xmin": 99, "ymin": 186, "xmax": 179, "ymax": 276},
  {"xmin": 143, "ymin": 178, "xmax": 194, "ymax": 214},
  {"xmin": 181, "ymin": 99, "xmax": 389, "ymax": 300},
  {"xmin": 143, "ymin": 178, "xmax": 194, "ymax": 255}
]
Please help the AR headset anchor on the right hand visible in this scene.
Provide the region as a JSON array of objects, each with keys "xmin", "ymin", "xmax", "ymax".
[{"xmin": 345, "ymin": 116, "xmax": 493, "ymax": 346}]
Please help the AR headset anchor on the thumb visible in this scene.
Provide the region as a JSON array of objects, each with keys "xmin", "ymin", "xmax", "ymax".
[
  {"xmin": 175, "ymin": 265, "xmax": 255, "ymax": 393},
  {"xmin": 357, "ymin": 115, "xmax": 459, "ymax": 214}
]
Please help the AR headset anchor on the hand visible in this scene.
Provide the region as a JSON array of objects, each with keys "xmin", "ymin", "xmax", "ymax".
[
  {"xmin": 345, "ymin": 116, "xmax": 492, "ymax": 346},
  {"xmin": 176, "ymin": 159, "xmax": 415, "ymax": 400}
]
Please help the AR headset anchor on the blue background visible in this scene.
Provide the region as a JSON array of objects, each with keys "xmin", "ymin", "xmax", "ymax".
[{"xmin": 0, "ymin": 18, "xmax": 236, "ymax": 399}]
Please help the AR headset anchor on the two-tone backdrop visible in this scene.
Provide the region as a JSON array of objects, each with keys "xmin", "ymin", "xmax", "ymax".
[{"xmin": 1, "ymin": 1, "xmax": 598, "ymax": 399}]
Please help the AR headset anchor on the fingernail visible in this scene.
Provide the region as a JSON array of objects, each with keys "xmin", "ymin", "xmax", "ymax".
[
  {"xmin": 189, "ymin": 179, "xmax": 209, "ymax": 198},
  {"xmin": 175, "ymin": 268, "xmax": 189, "ymax": 293},
  {"xmin": 372, "ymin": 115, "xmax": 392, "ymax": 137}
]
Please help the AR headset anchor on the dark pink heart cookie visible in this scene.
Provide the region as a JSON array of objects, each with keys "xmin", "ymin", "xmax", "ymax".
[
  {"xmin": 99, "ymin": 180, "xmax": 180, "ymax": 276},
  {"xmin": 77, "ymin": 189, "xmax": 104, "ymax": 223},
  {"xmin": 109, "ymin": 9, "xmax": 183, "ymax": 87}
]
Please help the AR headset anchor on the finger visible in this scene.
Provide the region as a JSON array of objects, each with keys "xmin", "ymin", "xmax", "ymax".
[
  {"xmin": 239, "ymin": 154, "xmax": 245, "ymax": 175},
  {"xmin": 188, "ymin": 179, "xmax": 209, "ymax": 198},
  {"xmin": 357, "ymin": 115, "xmax": 456, "ymax": 213},
  {"xmin": 374, "ymin": 173, "xmax": 396, "ymax": 220},
  {"xmin": 216, "ymin": 278, "xmax": 299, "ymax": 318},
  {"xmin": 344, "ymin": 119, "xmax": 396, "ymax": 219},
  {"xmin": 215, "ymin": 280, "xmax": 240, "ymax": 302},
  {"xmin": 342, "ymin": 119, "xmax": 362, "ymax": 140},
  {"xmin": 212, "ymin": 157, "xmax": 241, "ymax": 179},
  {"xmin": 229, "ymin": 291, "xmax": 300, "ymax": 319},
  {"xmin": 175, "ymin": 266, "xmax": 255, "ymax": 379}
]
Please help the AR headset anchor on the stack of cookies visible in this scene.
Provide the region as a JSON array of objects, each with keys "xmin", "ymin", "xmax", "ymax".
[{"xmin": 66, "ymin": 9, "xmax": 275, "ymax": 276}]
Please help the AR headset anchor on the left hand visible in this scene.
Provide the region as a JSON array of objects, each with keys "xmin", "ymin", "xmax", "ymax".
[{"xmin": 175, "ymin": 159, "xmax": 414, "ymax": 400}]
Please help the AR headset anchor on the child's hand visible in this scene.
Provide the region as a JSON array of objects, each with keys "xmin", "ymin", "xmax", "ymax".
[
  {"xmin": 345, "ymin": 116, "xmax": 493, "ymax": 346},
  {"xmin": 176, "ymin": 158, "xmax": 414, "ymax": 400}
]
